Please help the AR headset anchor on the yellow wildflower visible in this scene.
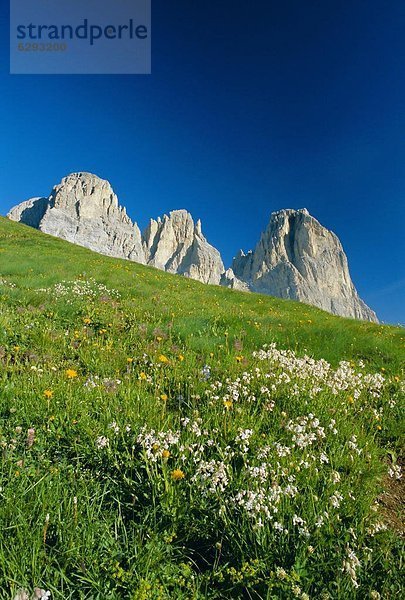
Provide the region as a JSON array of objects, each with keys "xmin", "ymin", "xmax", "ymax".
[
  {"xmin": 236, "ymin": 355, "xmax": 244, "ymax": 363},
  {"xmin": 160, "ymin": 393, "xmax": 168, "ymax": 402},
  {"xmin": 223, "ymin": 400, "xmax": 233, "ymax": 410},
  {"xmin": 127, "ymin": 357, "xmax": 134, "ymax": 363},
  {"xmin": 158, "ymin": 354, "xmax": 169, "ymax": 364},
  {"xmin": 44, "ymin": 390, "xmax": 53, "ymax": 399},
  {"xmin": 66, "ymin": 369, "xmax": 78, "ymax": 379},
  {"xmin": 162, "ymin": 449, "xmax": 170, "ymax": 459},
  {"xmin": 171, "ymin": 469, "xmax": 185, "ymax": 481},
  {"xmin": 139, "ymin": 372, "xmax": 147, "ymax": 380},
  {"xmin": 83, "ymin": 318, "xmax": 91, "ymax": 325},
  {"xmin": 178, "ymin": 354, "xmax": 185, "ymax": 362}
]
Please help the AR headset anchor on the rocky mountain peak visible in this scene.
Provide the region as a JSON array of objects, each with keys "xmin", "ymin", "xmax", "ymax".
[
  {"xmin": 142, "ymin": 209, "xmax": 224, "ymax": 284},
  {"xmin": 48, "ymin": 172, "xmax": 127, "ymax": 221},
  {"xmin": 25, "ymin": 172, "xmax": 146, "ymax": 263},
  {"xmin": 231, "ymin": 208, "xmax": 378, "ymax": 322}
]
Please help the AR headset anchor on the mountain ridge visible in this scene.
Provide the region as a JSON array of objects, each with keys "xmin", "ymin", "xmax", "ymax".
[{"xmin": 7, "ymin": 171, "xmax": 377, "ymax": 322}]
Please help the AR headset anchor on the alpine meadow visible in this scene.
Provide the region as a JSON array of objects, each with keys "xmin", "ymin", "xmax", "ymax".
[{"xmin": 0, "ymin": 216, "xmax": 403, "ymax": 599}]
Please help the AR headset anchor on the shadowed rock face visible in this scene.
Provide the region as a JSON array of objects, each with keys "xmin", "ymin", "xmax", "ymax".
[
  {"xmin": 231, "ymin": 208, "xmax": 378, "ymax": 322},
  {"xmin": 7, "ymin": 174, "xmax": 378, "ymax": 321},
  {"xmin": 7, "ymin": 197, "xmax": 49, "ymax": 229}
]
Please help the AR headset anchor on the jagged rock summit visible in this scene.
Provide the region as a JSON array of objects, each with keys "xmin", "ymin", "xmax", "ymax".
[
  {"xmin": 7, "ymin": 173, "xmax": 378, "ymax": 321},
  {"xmin": 231, "ymin": 208, "xmax": 378, "ymax": 322},
  {"xmin": 143, "ymin": 210, "xmax": 224, "ymax": 284},
  {"xmin": 7, "ymin": 173, "xmax": 146, "ymax": 263}
]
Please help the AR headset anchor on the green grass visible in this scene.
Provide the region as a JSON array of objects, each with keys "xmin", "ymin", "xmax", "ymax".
[{"xmin": 0, "ymin": 216, "xmax": 403, "ymax": 599}]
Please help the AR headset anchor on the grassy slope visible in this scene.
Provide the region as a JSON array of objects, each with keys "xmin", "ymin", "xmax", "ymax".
[
  {"xmin": 0, "ymin": 216, "xmax": 403, "ymax": 599},
  {"xmin": 0, "ymin": 217, "xmax": 403, "ymax": 372}
]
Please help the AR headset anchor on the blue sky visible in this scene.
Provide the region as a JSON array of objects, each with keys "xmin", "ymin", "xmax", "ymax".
[{"xmin": 0, "ymin": 1, "xmax": 404, "ymax": 324}]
